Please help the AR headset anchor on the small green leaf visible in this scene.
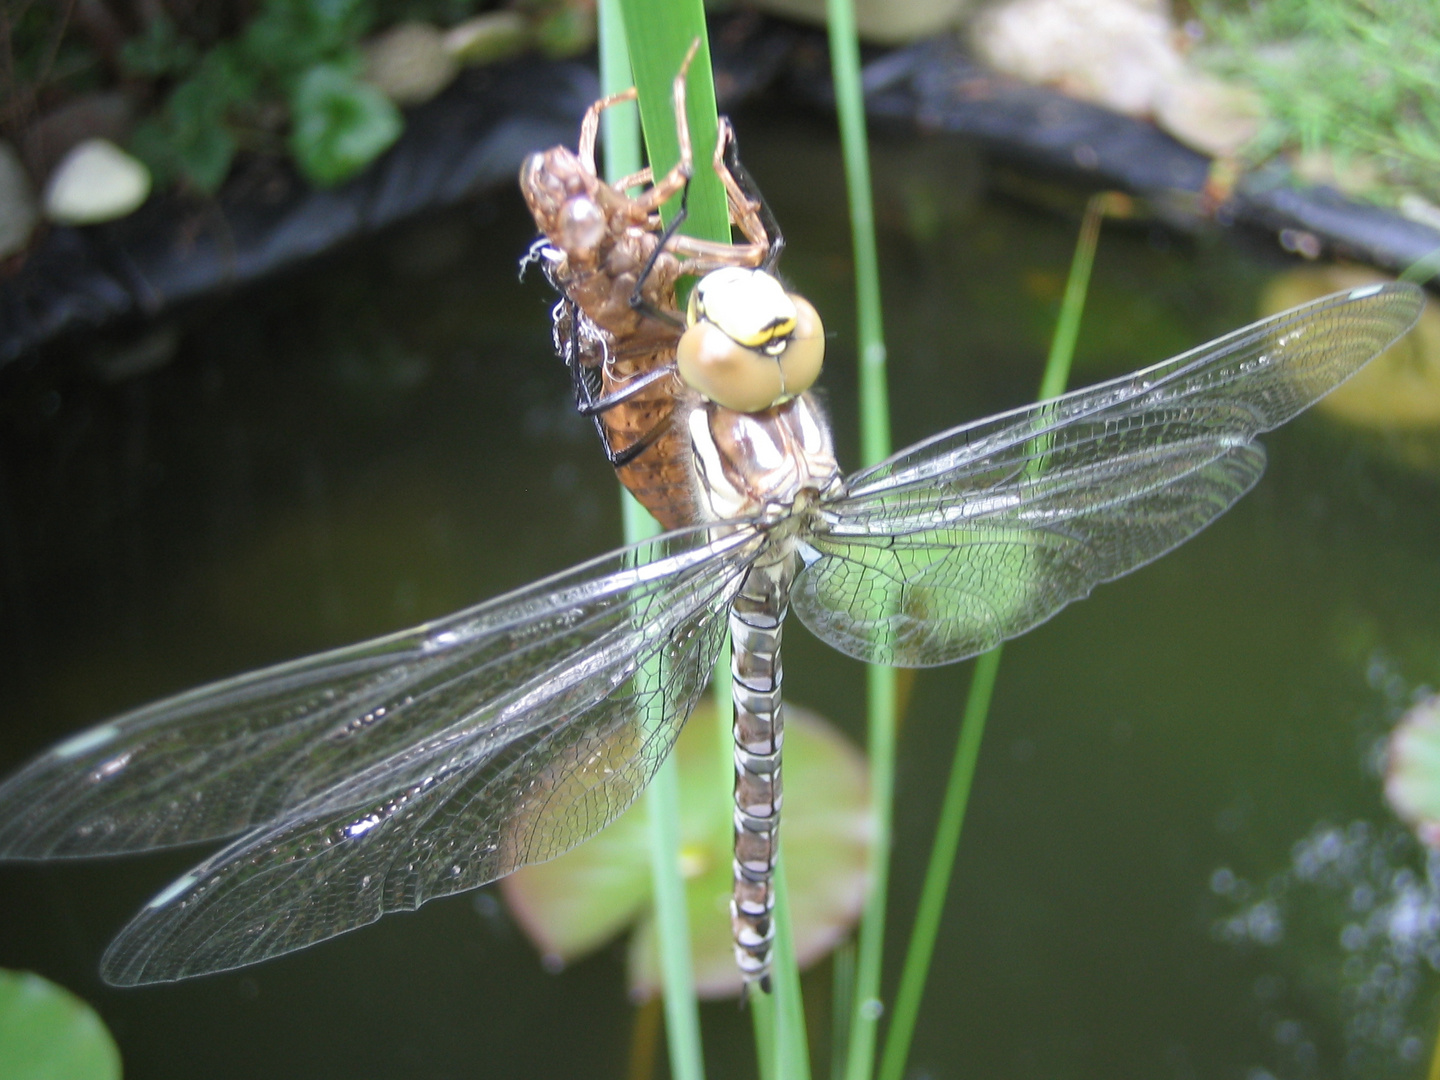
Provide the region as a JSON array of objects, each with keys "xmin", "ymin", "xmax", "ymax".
[
  {"xmin": 121, "ymin": 14, "xmax": 199, "ymax": 77},
  {"xmin": 289, "ymin": 63, "xmax": 403, "ymax": 186},
  {"xmin": 0, "ymin": 969, "xmax": 121, "ymax": 1080},
  {"xmin": 167, "ymin": 78, "xmax": 239, "ymax": 192},
  {"xmin": 243, "ymin": 0, "xmax": 376, "ymax": 74}
]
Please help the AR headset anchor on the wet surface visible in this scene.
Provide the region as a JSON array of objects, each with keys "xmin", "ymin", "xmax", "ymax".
[{"xmin": 1, "ymin": 114, "xmax": 1439, "ymax": 1079}]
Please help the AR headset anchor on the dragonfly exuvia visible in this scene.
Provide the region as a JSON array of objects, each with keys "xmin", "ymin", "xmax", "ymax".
[{"xmin": 0, "ymin": 78, "xmax": 1422, "ymax": 990}]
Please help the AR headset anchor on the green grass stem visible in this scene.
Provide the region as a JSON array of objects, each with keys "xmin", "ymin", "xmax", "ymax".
[
  {"xmin": 1400, "ymin": 244, "xmax": 1440, "ymax": 287},
  {"xmin": 602, "ymin": 7, "xmax": 703, "ymax": 1079},
  {"xmin": 773, "ymin": 862, "xmax": 813, "ymax": 1078},
  {"xmin": 875, "ymin": 647, "xmax": 1000, "ymax": 1080},
  {"xmin": 829, "ymin": 943, "xmax": 856, "ymax": 1080},
  {"xmin": 824, "ymin": 4, "xmax": 896, "ymax": 1079},
  {"xmin": 875, "ymin": 193, "xmax": 1109, "ymax": 1080},
  {"xmin": 753, "ymin": 991, "xmax": 778, "ymax": 1080},
  {"xmin": 609, "ymin": 4, "xmax": 808, "ymax": 1072}
]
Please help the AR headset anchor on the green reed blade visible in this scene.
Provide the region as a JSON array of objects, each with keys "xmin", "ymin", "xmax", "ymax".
[
  {"xmin": 876, "ymin": 193, "xmax": 1109, "ymax": 1080},
  {"xmin": 773, "ymin": 860, "xmax": 814, "ymax": 1078},
  {"xmin": 617, "ymin": 1, "xmax": 728, "ymax": 245},
  {"xmin": 824, "ymin": 3, "xmax": 896, "ymax": 1079},
  {"xmin": 601, "ymin": 6, "xmax": 703, "ymax": 1080}
]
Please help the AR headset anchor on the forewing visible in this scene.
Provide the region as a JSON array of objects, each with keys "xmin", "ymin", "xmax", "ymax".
[
  {"xmin": 78, "ymin": 525, "xmax": 760, "ymax": 984},
  {"xmin": 793, "ymin": 282, "xmax": 1422, "ymax": 665},
  {"xmin": 0, "ymin": 526, "xmax": 758, "ymax": 860}
]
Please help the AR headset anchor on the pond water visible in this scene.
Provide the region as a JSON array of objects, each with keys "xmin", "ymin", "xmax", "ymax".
[{"xmin": 2, "ymin": 109, "xmax": 1439, "ymax": 1080}]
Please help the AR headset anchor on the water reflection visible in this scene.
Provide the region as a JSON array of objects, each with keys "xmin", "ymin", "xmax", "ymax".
[{"xmin": 1212, "ymin": 654, "xmax": 1440, "ymax": 1079}]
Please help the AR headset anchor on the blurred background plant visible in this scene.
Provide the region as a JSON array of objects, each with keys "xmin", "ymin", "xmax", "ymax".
[
  {"xmin": 1, "ymin": 0, "xmax": 592, "ymax": 200},
  {"xmin": 1195, "ymin": 0, "xmax": 1440, "ymax": 208}
]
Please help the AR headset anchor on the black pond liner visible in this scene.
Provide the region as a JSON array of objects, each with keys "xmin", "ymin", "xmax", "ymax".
[{"xmin": 3, "ymin": 15, "xmax": 1436, "ymax": 367}]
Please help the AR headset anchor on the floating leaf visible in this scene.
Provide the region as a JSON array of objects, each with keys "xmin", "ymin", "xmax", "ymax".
[
  {"xmin": 501, "ymin": 699, "xmax": 872, "ymax": 999},
  {"xmin": 1263, "ymin": 268, "xmax": 1440, "ymax": 429},
  {"xmin": 1386, "ymin": 695, "xmax": 1440, "ymax": 848},
  {"xmin": 0, "ymin": 969, "xmax": 121, "ymax": 1080}
]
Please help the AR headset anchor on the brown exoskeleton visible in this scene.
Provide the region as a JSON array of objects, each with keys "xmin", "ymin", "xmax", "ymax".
[{"xmin": 519, "ymin": 42, "xmax": 789, "ymax": 529}]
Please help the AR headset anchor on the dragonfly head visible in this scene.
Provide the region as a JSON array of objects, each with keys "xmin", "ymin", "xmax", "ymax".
[{"xmin": 676, "ymin": 267, "xmax": 824, "ymax": 413}]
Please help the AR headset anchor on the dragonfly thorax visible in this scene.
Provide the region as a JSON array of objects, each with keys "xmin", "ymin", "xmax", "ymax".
[{"xmin": 688, "ymin": 393, "xmax": 840, "ymax": 524}]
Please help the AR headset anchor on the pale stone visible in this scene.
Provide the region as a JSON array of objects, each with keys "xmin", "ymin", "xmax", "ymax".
[
  {"xmin": 1293, "ymin": 149, "xmax": 1383, "ymax": 200},
  {"xmin": 971, "ymin": 0, "xmax": 1184, "ymax": 116},
  {"xmin": 443, "ymin": 11, "xmax": 530, "ymax": 65},
  {"xmin": 1153, "ymin": 73, "xmax": 1265, "ymax": 157},
  {"xmin": 750, "ymin": 0, "xmax": 970, "ymax": 43},
  {"xmin": 363, "ymin": 22, "xmax": 459, "ymax": 106},
  {"xmin": 0, "ymin": 140, "xmax": 39, "ymax": 256},
  {"xmin": 43, "ymin": 138, "xmax": 151, "ymax": 225}
]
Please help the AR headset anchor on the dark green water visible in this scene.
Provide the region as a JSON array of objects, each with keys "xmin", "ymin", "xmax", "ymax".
[{"xmin": 2, "ymin": 113, "xmax": 1439, "ymax": 1079}]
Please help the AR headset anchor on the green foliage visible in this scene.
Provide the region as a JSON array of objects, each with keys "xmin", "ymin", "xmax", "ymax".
[
  {"xmin": 129, "ymin": 49, "xmax": 256, "ymax": 191},
  {"xmin": 120, "ymin": 15, "xmax": 200, "ymax": 77},
  {"xmin": 1199, "ymin": 0, "xmax": 1440, "ymax": 203},
  {"xmin": 242, "ymin": 0, "xmax": 376, "ymax": 76},
  {"xmin": 0, "ymin": 969, "xmax": 121, "ymax": 1080},
  {"xmin": 289, "ymin": 63, "xmax": 403, "ymax": 185},
  {"xmin": 122, "ymin": 0, "xmax": 397, "ymax": 192},
  {"xmin": 102, "ymin": 0, "xmax": 484, "ymax": 193}
]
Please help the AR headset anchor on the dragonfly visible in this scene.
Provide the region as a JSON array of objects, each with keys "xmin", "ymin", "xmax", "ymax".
[{"xmin": 0, "ymin": 103, "xmax": 1422, "ymax": 992}]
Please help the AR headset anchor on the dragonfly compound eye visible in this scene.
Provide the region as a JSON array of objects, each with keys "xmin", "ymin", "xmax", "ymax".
[{"xmin": 678, "ymin": 267, "xmax": 825, "ymax": 413}]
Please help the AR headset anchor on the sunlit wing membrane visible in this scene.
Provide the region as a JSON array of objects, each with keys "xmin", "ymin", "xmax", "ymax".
[
  {"xmin": 0, "ymin": 526, "xmax": 763, "ymax": 983},
  {"xmin": 792, "ymin": 283, "xmax": 1423, "ymax": 666}
]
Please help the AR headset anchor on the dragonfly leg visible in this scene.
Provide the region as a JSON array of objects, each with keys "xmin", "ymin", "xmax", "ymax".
[
  {"xmin": 661, "ymin": 120, "xmax": 779, "ymax": 274},
  {"xmin": 608, "ymin": 409, "xmax": 674, "ymax": 468},
  {"xmin": 628, "ymin": 39, "xmax": 702, "ymax": 216},
  {"xmin": 628, "ymin": 180, "xmax": 694, "ymax": 330},
  {"xmin": 562, "ymin": 327, "xmax": 678, "ymax": 469},
  {"xmin": 575, "ymin": 364, "xmax": 678, "ymax": 418},
  {"xmin": 577, "ymin": 85, "xmax": 639, "ymax": 176},
  {"xmin": 719, "ymin": 120, "xmax": 786, "ymax": 272}
]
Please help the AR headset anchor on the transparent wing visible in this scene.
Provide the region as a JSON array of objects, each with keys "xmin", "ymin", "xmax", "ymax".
[
  {"xmin": 0, "ymin": 525, "xmax": 763, "ymax": 983},
  {"xmin": 793, "ymin": 282, "xmax": 1422, "ymax": 665}
]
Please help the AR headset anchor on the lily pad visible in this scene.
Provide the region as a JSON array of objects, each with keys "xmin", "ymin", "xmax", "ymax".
[
  {"xmin": 1262, "ymin": 268, "xmax": 1440, "ymax": 430},
  {"xmin": 0, "ymin": 969, "xmax": 121, "ymax": 1080},
  {"xmin": 501, "ymin": 699, "xmax": 872, "ymax": 999},
  {"xmin": 1386, "ymin": 695, "xmax": 1440, "ymax": 848}
]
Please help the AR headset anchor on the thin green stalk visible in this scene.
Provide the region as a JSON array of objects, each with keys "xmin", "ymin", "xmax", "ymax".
[
  {"xmin": 875, "ymin": 647, "xmax": 999, "ymax": 1080},
  {"xmin": 875, "ymin": 193, "xmax": 1109, "ymax": 1080},
  {"xmin": 1040, "ymin": 195, "xmax": 1107, "ymax": 399},
  {"xmin": 602, "ymin": 7, "xmax": 702, "ymax": 1080},
  {"xmin": 829, "ymin": 944, "xmax": 856, "ymax": 1080},
  {"xmin": 753, "ymin": 991, "xmax": 778, "ymax": 1080},
  {"xmin": 599, "ymin": 3, "xmax": 641, "ymax": 196},
  {"xmin": 772, "ymin": 861, "xmax": 813, "ymax": 1079},
  {"xmin": 611, "ymin": 4, "xmax": 807, "ymax": 1073},
  {"xmin": 825, "ymin": 3, "xmax": 895, "ymax": 1079},
  {"xmin": 750, "ymin": 861, "xmax": 813, "ymax": 1080},
  {"xmin": 643, "ymin": 744, "xmax": 703, "ymax": 1080},
  {"xmin": 1399, "ymin": 243, "xmax": 1440, "ymax": 286}
]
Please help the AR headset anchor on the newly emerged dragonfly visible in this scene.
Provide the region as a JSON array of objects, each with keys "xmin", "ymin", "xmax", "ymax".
[
  {"xmin": 0, "ymin": 89, "xmax": 1422, "ymax": 988},
  {"xmin": 520, "ymin": 41, "xmax": 800, "ymax": 529}
]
